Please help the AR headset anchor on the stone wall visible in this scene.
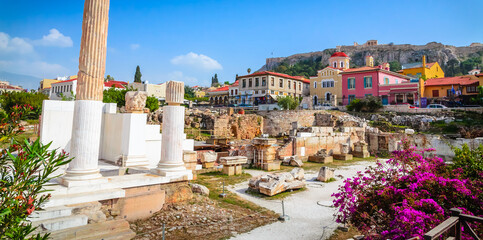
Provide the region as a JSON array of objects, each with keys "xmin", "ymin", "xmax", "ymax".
[{"xmin": 258, "ymin": 110, "xmax": 320, "ymax": 137}]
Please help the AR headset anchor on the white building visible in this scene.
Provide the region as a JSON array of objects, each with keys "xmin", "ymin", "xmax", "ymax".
[{"xmin": 50, "ymin": 79, "xmax": 127, "ymax": 100}]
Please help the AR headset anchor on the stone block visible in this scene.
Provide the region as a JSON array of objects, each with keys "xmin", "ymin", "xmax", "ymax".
[
  {"xmin": 219, "ymin": 156, "xmax": 248, "ymax": 165},
  {"xmin": 317, "ymin": 167, "xmax": 334, "ymax": 182},
  {"xmin": 308, "ymin": 156, "xmax": 333, "ymax": 163},
  {"xmin": 333, "ymin": 154, "xmax": 353, "ymax": 161},
  {"xmin": 235, "ymin": 165, "xmax": 242, "ymax": 175},
  {"xmin": 405, "ymin": 128, "xmax": 415, "ymax": 134},
  {"xmin": 118, "ymin": 185, "xmax": 165, "ymax": 221},
  {"xmin": 202, "ymin": 161, "xmax": 215, "ymax": 169},
  {"xmin": 222, "ymin": 165, "xmax": 235, "ymax": 176},
  {"xmin": 353, "ymin": 151, "xmax": 370, "ymax": 158},
  {"xmin": 201, "ymin": 151, "xmax": 216, "ymax": 163},
  {"xmin": 262, "ymin": 161, "xmax": 280, "ymax": 171}
]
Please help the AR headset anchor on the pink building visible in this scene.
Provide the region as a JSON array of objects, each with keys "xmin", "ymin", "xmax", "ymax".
[{"xmin": 341, "ymin": 66, "xmax": 420, "ymax": 105}]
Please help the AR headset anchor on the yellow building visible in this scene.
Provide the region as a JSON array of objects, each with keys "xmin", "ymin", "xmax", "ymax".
[
  {"xmin": 400, "ymin": 56, "xmax": 444, "ymax": 79},
  {"xmin": 39, "ymin": 75, "xmax": 77, "ymax": 90},
  {"xmin": 194, "ymin": 90, "xmax": 206, "ymax": 98},
  {"xmin": 422, "ymin": 76, "xmax": 479, "ymax": 100},
  {"xmin": 310, "ymin": 52, "xmax": 350, "ymax": 106}
]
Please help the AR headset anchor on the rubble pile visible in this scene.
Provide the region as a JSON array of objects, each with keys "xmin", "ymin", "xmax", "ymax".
[
  {"xmin": 281, "ymin": 156, "xmax": 303, "ymax": 167},
  {"xmin": 370, "ymin": 114, "xmax": 454, "ymax": 131},
  {"xmin": 131, "ymin": 195, "xmax": 276, "ymax": 240},
  {"xmin": 249, "ymin": 168, "xmax": 306, "ymax": 196}
]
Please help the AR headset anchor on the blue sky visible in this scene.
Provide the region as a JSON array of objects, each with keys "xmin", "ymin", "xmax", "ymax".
[{"xmin": 1, "ymin": 0, "xmax": 482, "ymax": 88}]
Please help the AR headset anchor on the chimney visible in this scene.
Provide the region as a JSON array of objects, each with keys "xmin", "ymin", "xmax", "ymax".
[{"xmin": 422, "ymin": 55, "xmax": 427, "ymax": 68}]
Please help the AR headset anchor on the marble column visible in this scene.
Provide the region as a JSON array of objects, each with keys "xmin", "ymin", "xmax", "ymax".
[
  {"xmin": 60, "ymin": 0, "xmax": 110, "ymax": 186},
  {"xmin": 155, "ymin": 81, "xmax": 192, "ymax": 178}
]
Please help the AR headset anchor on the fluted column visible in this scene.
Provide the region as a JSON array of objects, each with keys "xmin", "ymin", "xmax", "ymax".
[
  {"xmin": 61, "ymin": 0, "xmax": 110, "ymax": 186},
  {"xmin": 155, "ymin": 81, "xmax": 191, "ymax": 178}
]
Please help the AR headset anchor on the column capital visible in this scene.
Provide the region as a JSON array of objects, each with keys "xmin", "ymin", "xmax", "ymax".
[{"xmin": 165, "ymin": 81, "xmax": 184, "ymax": 105}]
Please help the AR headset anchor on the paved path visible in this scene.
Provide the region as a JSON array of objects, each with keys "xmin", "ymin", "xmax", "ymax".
[{"xmin": 229, "ymin": 161, "xmax": 374, "ymax": 240}]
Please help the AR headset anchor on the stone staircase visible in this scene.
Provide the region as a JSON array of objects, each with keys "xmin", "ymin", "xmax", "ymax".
[
  {"xmin": 29, "ymin": 206, "xmax": 135, "ymax": 239},
  {"xmin": 29, "ymin": 206, "xmax": 88, "ymax": 232}
]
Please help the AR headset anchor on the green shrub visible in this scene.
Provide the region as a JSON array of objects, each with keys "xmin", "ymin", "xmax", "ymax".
[
  {"xmin": 145, "ymin": 96, "xmax": 159, "ymax": 112},
  {"xmin": 277, "ymin": 96, "xmax": 299, "ymax": 110},
  {"xmin": 451, "ymin": 143, "xmax": 483, "ymax": 179},
  {"xmin": 0, "ymin": 91, "xmax": 48, "ymax": 119},
  {"xmin": 346, "ymin": 96, "xmax": 382, "ymax": 112}
]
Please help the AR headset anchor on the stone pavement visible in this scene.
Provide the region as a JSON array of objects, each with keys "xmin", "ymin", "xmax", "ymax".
[{"xmin": 228, "ymin": 161, "xmax": 375, "ymax": 240}]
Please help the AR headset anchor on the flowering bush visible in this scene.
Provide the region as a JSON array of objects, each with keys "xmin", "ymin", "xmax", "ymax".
[
  {"xmin": 0, "ymin": 105, "xmax": 71, "ymax": 239},
  {"xmin": 332, "ymin": 140, "xmax": 483, "ymax": 239}
]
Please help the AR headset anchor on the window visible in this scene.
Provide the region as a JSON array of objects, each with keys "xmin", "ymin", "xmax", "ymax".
[
  {"xmin": 314, "ymin": 81, "xmax": 317, "ymax": 88},
  {"xmin": 323, "ymin": 81, "xmax": 326, "ymax": 88},
  {"xmin": 365, "ymin": 94, "xmax": 372, "ymax": 97},
  {"xmin": 255, "ymin": 78, "xmax": 259, "ymax": 87},
  {"xmin": 384, "ymin": 77, "xmax": 389, "ymax": 84},
  {"xmin": 299, "ymin": 83, "xmax": 301, "ymax": 90},
  {"xmin": 293, "ymin": 82, "xmax": 296, "ymax": 90},
  {"xmin": 255, "ymin": 90, "xmax": 258, "ymax": 94},
  {"xmin": 242, "ymin": 79, "xmax": 246, "ymax": 88},
  {"xmin": 279, "ymin": 79, "xmax": 283, "ymax": 88},
  {"xmin": 271, "ymin": 90, "xmax": 275, "ymax": 94},
  {"xmin": 348, "ymin": 95, "xmax": 355, "ymax": 104},
  {"xmin": 231, "ymin": 90, "xmax": 233, "ymax": 95},
  {"xmin": 235, "ymin": 89, "xmax": 238, "ymax": 95},
  {"xmin": 288, "ymin": 80, "xmax": 291, "ymax": 89},
  {"xmin": 271, "ymin": 77, "xmax": 275, "ymax": 86},
  {"xmin": 432, "ymin": 90, "xmax": 439, "ymax": 97},
  {"xmin": 262, "ymin": 77, "xmax": 266, "ymax": 86},
  {"xmin": 331, "ymin": 81, "xmax": 334, "ymax": 87},
  {"xmin": 347, "ymin": 78, "xmax": 355, "ymax": 89},
  {"xmin": 340, "ymin": 61, "xmax": 344, "ymax": 68},
  {"xmin": 467, "ymin": 86, "xmax": 477, "ymax": 93},
  {"xmin": 364, "ymin": 76, "xmax": 372, "ymax": 88},
  {"xmin": 333, "ymin": 62, "xmax": 337, "ymax": 68},
  {"xmin": 249, "ymin": 78, "xmax": 252, "ymax": 87},
  {"xmin": 395, "ymin": 79, "xmax": 399, "ymax": 84}
]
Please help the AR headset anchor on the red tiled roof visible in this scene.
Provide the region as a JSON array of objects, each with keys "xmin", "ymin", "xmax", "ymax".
[
  {"xmin": 237, "ymin": 71, "xmax": 310, "ymax": 83},
  {"xmin": 424, "ymin": 76, "xmax": 479, "ymax": 87},
  {"xmin": 104, "ymin": 80, "xmax": 127, "ymax": 89},
  {"xmin": 230, "ymin": 80, "xmax": 239, "ymax": 87},
  {"xmin": 330, "ymin": 52, "xmax": 348, "ymax": 58},
  {"xmin": 342, "ymin": 66, "xmax": 378, "ymax": 73},
  {"xmin": 209, "ymin": 85, "xmax": 229, "ymax": 92},
  {"xmin": 476, "ymin": 73, "xmax": 483, "ymax": 77},
  {"xmin": 51, "ymin": 78, "xmax": 78, "ymax": 84},
  {"xmin": 426, "ymin": 62, "xmax": 436, "ymax": 68}
]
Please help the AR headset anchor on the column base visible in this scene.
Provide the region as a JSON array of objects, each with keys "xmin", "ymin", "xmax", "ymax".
[
  {"xmin": 120, "ymin": 155, "xmax": 150, "ymax": 168},
  {"xmin": 153, "ymin": 163, "xmax": 192, "ymax": 178},
  {"xmin": 59, "ymin": 170, "xmax": 107, "ymax": 187}
]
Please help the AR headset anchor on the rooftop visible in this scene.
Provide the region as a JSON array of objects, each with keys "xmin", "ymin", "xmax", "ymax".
[
  {"xmin": 330, "ymin": 52, "xmax": 349, "ymax": 58},
  {"xmin": 424, "ymin": 76, "xmax": 479, "ymax": 87},
  {"xmin": 237, "ymin": 71, "xmax": 310, "ymax": 83}
]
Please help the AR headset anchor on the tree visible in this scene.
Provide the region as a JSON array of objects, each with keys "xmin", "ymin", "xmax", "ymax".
[
  {"xmin": 389, "ymin": 61, "xmax": 401, "ymax": 72},
  {"xmin": 211, "ymin": 74, "xmax": 219, "ymax": 87},
  {"xmin": 145, "ymin": 96, "xmax": 159, "ymax": 112},
  {"xmin": 184, "ymin": 85, "xmax": 195, "ymax": 99},
  {"xmin": 277, "ymin": 96, "xmax": 299, "ymax": 110},
  {"xmin": 134, "ymin": 65, "xmax": 142, "ymax": 83},
  {"xmin": 247, "ymin": 68, "xmax": 251, "ymax": 74},
  {"xmin": 104, "ymin": 74, "xmax": 114, "ymax": 82},
  {"xmin": 224, "ymin": 81, "xmax": 230, "ymax": 85}
]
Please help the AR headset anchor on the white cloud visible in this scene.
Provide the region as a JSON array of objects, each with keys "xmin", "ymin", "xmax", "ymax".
[
  {"xmin": 0, "ymin": 60, "xmax": 70, "ymax": 79},
  {"xmin": 33, "ymin": 29, "xmax": 73, "ymax": 47},
  {"xmin": 171, "ymin": 52, "xmax": 222, "ymax": 71},
  {"xmin": 0, "ymin": 32, "xmax": 34, "ymax": 55},
  {"xmin": 167, "ymin": 71, "xmax": 198, "ymax": 86},
  {"xmin": 130, "ymin": 44, "xmax": 140, "ymax": 50}
]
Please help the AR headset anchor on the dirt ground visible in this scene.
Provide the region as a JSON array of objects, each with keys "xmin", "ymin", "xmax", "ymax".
[{"xmin": 130, "ymin": 195, "xmax": 278, "ymax": 240}]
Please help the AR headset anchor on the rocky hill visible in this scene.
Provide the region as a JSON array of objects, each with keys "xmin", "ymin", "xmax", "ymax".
[{"xmin": 259, "ymin": 42, "xmax": 483, "ymax": 72}]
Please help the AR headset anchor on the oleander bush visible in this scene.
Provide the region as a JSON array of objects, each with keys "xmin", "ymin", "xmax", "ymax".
[
  {"xmin": 332, "ymin": 140, "xmax": 482, "ymax": 239},
  {"xmin": 0, "ymin": 105, "xmax": 71, "ymax": 239}
]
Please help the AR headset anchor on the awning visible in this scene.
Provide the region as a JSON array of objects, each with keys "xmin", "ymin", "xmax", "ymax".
[
  {"xmin": 269, "ymin": 94, "xmax": 279, "ymax": 100},
  {"xmin": 389, "ymin": 89, "xmax": 418, "ymax": 94}
]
